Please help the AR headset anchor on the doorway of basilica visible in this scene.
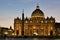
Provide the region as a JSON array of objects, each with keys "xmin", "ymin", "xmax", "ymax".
[
  {"xmin": 31, "ymin": 25, "xmax": 39, "ymax": 36},
  {"xmin": 33, "ymin": 29, "xmax": 38, "ymax": 36}
]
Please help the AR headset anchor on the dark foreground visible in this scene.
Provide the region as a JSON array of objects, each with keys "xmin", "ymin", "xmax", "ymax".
[
  {"xmin": 0, "ymin": 38, "xmax": 60, "ymax": 40},
  {"xmin": 0, "ymin": 36, "xmax": 60, "ymax": 40}
]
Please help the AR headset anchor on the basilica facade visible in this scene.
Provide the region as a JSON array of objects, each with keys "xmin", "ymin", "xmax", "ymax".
[{"xmin": 14, "ymin": 5, "xmax": 56, "ymax": 36}]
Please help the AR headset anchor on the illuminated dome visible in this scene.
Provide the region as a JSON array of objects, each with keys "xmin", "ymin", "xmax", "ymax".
[{"xmin": 31, "ymin": 5, "xmax": 45, "ymax": 19}]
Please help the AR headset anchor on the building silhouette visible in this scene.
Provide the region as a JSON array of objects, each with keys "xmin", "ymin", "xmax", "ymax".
[
  {"xmin": 14, "ymin": 5, "xmax": 56, "ymax": 36},
  {"xmin": 0, "ymin": 27, "xmax": 13, "ymax": 37}
]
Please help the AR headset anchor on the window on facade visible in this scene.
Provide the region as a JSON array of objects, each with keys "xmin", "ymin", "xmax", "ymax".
[
  {"xmin": 30, "ymin": 21, "xmax": 32, "ymax": 23},
  {"xmin": 41, "ymin": 27, "xmax": 44, "ymax": 30},
  {"xmin": 33, "ymin": 26, "xmax": 36, "ymax": 29},
  {"xmin": 4, "ymin": 32, "xmax": 8, "ymax": 35},
  {"xmin": 51, "ymin": 27, "xmax": 52, "ymax": 30},
  {"xmin": 37, "ymin": 20, "xmax": 38, "ymax": 23},
  {"xmin": 51, "ymin": 20, "xmax": 53, "ymax": 23},
  {"xmin": 25, "ymin": 26, "xmax": 28, "ymax": 29},
  {"xmin": 41, "ymin": 21, "xmax": 43, "ymax": 23},
  {"xmin": 45, "ymin": 21, "xmax": 47, "ymax": 23},
  {"xmin": 48, "ymin": 32, "xmax": 50, "ymax": 36},
  {"xmin": 26, "ymin": 21, "xmax": 28, "ymax": 23}
]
